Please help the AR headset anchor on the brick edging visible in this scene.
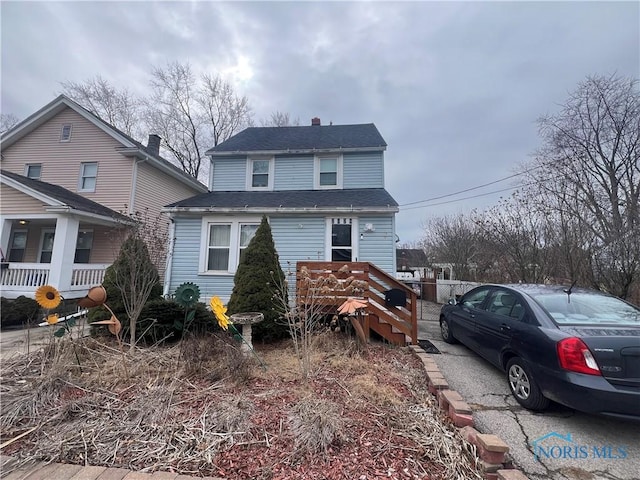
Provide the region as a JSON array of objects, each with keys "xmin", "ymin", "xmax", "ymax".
[{"xmin": 409, "ymin": 345, "xmax": 530, "ymax": 480}]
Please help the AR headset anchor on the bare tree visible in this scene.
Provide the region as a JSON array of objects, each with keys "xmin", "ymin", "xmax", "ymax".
[
  {"xmin": 146, "ymin": 61, "xmax": 252, "ymax": 180},
  {"xmin": 523, "ymin": 74, "xmax": 640, "ymax": 298},
  {"xmin": 260, "ymin": 111, "xmax": 300, "ymax": 127},
  {"xmin": 60, "ymin": 76, "xmax": 143, "ymax": 139},
  {"xmin": 0, "ymin": 113, "xmax": 20, "ymax": 134},
  {"xmin": 473, "ymin": 194, "xmax": 555, "ymax": 284},
  {"xmin": 107, "ymin": 210, "xmax": 168, "ymax": 352},
  {"xmin": 421, "ymin": 213, "xmax": 480, "ymax": 281}
]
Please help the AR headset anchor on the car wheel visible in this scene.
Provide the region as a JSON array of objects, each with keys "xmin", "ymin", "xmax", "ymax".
[
  {"xmin": 506, "ymin": 357, "xmax": 550, "ymax": 411},
  {"xmin": 440, "ymin": 316, "xmax": 457, "ymax": 344}
]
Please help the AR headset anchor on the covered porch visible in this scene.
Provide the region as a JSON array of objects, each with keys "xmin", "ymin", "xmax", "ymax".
[{"xmin": 1, "ymin": 216, "xmax": 124, "ymax": 300}]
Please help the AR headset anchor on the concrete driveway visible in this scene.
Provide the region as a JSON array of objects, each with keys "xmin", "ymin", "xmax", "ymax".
[{"xmin": 417, "ymin": 301, "xmax": 640, "ymax": 480}]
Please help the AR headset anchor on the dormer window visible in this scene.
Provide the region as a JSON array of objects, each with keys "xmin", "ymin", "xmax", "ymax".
[
  {"xmin": 246, "ymin": 156, "xmax": 274, "ymax": 190},
  {"xmin": 315, "ymin": 154, "xmax": 343, "ymax": 189},
  {"xmin": 60, "ymin": 124, "xmax": 72, "ymax": 142}
]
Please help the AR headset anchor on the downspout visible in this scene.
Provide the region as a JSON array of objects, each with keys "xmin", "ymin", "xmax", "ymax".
[
  {"xmin": 163, "ymin": 216, "xmax": 176, "ymax": 297},
  {"xmin": 128, "ymin": 158, "xmax": 143, "ymax": 215}
]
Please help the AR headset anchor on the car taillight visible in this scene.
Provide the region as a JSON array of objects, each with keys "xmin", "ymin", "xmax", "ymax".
[{"xmin": 557, "ymin": 337, "xmax": 601, "ymax": 376}]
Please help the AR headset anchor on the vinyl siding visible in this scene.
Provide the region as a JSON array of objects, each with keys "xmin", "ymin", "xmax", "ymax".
[
  {"xmin": 168, "ymin": 213, "xmax": 396, "ymax": 302},
  {"xmin": 83, "ymin": 225, "xmax": 119, "ymax": 264},
  {"xmin": 343, "ymin": 152, "xmax": 384, "ymax": 189},
  {"xmin": 357, "ymin": 215, "xmax": 395, "ymax": 273},
  {"xmin": 134, "ymin": 161, "xmax": 203, "ymax": 242},
  {"xmin": 274, "ymin": 155, "xmax": 314, "ymax": 190},
  {"xmin": 211, "ymin": 157, "xmax": 246, "ymax": 191},
  {"xmin": 0, "ymin": 184, "xmax": 47, "ymax": 213},
  {"xmin": 1, "ymin": 107, "xmax": 134, "ymax": 212}
]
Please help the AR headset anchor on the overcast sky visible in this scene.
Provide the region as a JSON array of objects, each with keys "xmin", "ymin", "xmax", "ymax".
[{"xmin": 2, "ymin": 1, "xmax": 638, "ymax": 244}]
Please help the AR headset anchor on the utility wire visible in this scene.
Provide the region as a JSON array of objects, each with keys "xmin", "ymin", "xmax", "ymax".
[
  {"xmin": 400, "ymin": 181, "xmax": 538, "ymax": 211},
  {"xmin": 399, "ymin": 164, "xmax": 543, "ymax": 207}
]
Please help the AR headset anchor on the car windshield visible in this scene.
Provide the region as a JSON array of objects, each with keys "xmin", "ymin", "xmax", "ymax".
[{"xmin": 531, "ymin": 292, "xmax": 640, "ymax": 325}]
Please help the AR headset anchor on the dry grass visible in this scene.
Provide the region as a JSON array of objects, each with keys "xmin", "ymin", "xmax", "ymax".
[{"xmin": 0, "ymin": 332, "xmax": 482, "ymax": 479}]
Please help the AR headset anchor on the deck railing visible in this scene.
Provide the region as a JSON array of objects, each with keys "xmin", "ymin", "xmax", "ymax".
[{"xmin": 296, "ymin": 261, "xmax": 417, "ymax": 345}]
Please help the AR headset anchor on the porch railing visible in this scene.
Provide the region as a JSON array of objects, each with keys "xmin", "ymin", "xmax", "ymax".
[
  {"xmin": 296, "ymin": 261, "xmax": 418, "ymax": 345},
  {"xmin": 0, "ymin": 263, "xmax": 50, "ymax": 287},
  {"xmin": 0, "ymin": 263, "xmax": 108, "ymax": 296}
]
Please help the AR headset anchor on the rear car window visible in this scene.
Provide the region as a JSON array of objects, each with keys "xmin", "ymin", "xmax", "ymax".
[{"xmin": 532, "ymin": 293, "xmax": 640, "ymax": 326}]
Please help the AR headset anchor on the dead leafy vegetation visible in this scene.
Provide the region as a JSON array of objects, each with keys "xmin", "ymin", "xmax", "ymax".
[{"xmin": 0, "ymin": 332, "xmax": 482, "ymax": 479}]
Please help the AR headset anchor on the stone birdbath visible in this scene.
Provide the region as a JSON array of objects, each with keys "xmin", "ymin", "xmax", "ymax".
[{"xmin": 230, "ymin": 312, "xmax": 264, "ymax": 353}]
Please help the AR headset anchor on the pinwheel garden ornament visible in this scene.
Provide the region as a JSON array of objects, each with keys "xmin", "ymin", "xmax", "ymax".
[{"xmin": 175, "ymin": 282, "xmax": 201, "ymax": 308}]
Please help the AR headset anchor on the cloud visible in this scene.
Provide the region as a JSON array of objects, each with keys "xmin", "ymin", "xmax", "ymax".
[{"xmin": 1, "ymin": 1, "xmax": 638, "ymax": 243}]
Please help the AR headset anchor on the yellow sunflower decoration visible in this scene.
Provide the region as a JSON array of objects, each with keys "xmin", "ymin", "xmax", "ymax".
[
  {"xmin": 210, "ymin": 296, "xmax": 231, "ymax": 331},
  {"xmin": 46, "ymin": 313, "xmax": 60, "ymax": 325},
  {"xmin": 35, "ymin": 285, "xmax": 62, "ymax": 309}
]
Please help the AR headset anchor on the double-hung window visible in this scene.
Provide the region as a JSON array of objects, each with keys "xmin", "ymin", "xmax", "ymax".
[
  {"xmin": 8, "ymin": 230, "xmax": 27, "ymax": 262},
  {"xmin": 74, "ymin": 230, "xmax": 94, "ymax": 263},
  {"xmin": 201, "ymin": 218, "xmax": 260, "ymax": 273},
  {"xmin": 39, "ymin": 230, "xmax": 55, "ymax": 263},
  {"xmin": 247, "ymin": 157, "xmax": 274, "ymax": 190},
  {"xmin": 25, "ymin": 164, "xmax": 42, "ymax": 180},
  {"xmin": 315, "ymin": 155, "xmax": 342, "ymax": 189},
  {"xmin": 79, "ymin": 162, "xmax": 98, "ymax": 192}
]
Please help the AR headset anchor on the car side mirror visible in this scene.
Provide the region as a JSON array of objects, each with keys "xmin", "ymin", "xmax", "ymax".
[{"xmin": 447, "ymin": 298, "xmax": 457, "ymax": 305}]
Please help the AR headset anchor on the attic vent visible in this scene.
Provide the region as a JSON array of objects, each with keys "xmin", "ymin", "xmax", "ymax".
[{"xmin": 60, "ymin": 124, "xmax": 72, "ymax": 142}]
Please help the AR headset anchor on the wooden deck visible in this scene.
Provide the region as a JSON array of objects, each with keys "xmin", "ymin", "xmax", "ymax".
[{"xmin": 296, "ymin": 261, "xmax": 418, "ymax": 345}]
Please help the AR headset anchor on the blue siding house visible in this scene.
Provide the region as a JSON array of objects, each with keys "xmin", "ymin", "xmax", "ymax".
[{"xmin": 163, "ymin": 118, "xmax": 399, "ymax": 303}]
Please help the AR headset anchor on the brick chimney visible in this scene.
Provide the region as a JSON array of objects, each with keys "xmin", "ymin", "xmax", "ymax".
[
  {"xmin": 147, "ymin": 134, "xmax": 161, "ymax": 156},
  {"xmin": 311, "ymin": 117, "xmax": 321, "ymax": 126}
]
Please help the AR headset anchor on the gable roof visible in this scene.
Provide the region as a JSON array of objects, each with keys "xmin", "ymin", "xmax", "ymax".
[
  {"xmin": 397, "ymin": 248, "xmax": 429, "ymax": 268},
  {"xmin": 1, "ymin": 169, "xmax": 133, "ymax": 224},
  {"xmin": 164, "ymin": 188, "xmax": 398, "ymax": 214},
  {"xmin": 206, "ymin": 124, "xmax": 387, "ymax": 155},
  {"xmin": 0, "ymin": 95, "xmax": 206, "ymax": 193}
]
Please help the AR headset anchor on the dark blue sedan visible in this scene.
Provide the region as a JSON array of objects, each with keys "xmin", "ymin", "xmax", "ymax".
[{"xmin": 439, "ymin": 284, "xmax": 640, "ymax": 420}]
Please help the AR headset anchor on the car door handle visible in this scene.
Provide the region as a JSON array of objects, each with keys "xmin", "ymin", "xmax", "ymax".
[{"xmin": 500, "ymin": 324, "xmax": 511, "ymax": 332}]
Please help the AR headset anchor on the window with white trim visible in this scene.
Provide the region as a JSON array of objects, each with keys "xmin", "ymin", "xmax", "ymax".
[
  {"xmin": 247, "ymin": 157, "xmax": 274, "ymax": 190},
  {"xmin": 8, "ymin": 230, "xmax": 27, "ymax": 262},
  {"xmin": 60, "ymin": 124, "xmax": 72, "ymax": 142},
  {"xmin": 74, "ymin": 230, "xmax": 94, "ymax": 263},
  {"xmin": 25, "ymin": 164, "xmax": 42, "ymax": 180},
  {"xmin": 315, "ymin": 155, "xmax": 342, "ymax": 189},
  {"xmin": 79, "ymin": 162, "xmax": 98, "ymax": 192},
  {"xmin": 39, "ymin": 229, "xmax": 55, "ymax": 263},
  {"xmin": 201, "ymin": 218, "xmax": 260, "ymax": 273}
]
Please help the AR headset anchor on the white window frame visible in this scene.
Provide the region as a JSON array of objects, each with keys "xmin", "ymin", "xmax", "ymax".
[
  {"xmin": 314, "ymin": 154, "xmax": 343, "ymax": 189},
  {"xmin": 78, "ymin": 162, "xmax": 98, "ymax": 192},
  {"xmin": 246, "ymin": 156, "xmax": 274, "ymax": 191},
  {"xmin": 325, "ymin": 217, "xmax": 359, "ymax": 262},
  {"xmin": 8, "ymin": 229, "xmax": 28, "ymax": 262},
  {"xmin": 199, "ymin": 216, "xmax": 262, "ymax": 274},
  {"xmin": 24, "ymin": 164, "xmax": 42, "ymax": 180},
  {"xmin": 74, "ymin": 229, "xmax": 94, "ymax": 264},
  {"xmin": 60, "ymin": 124, "xmax": 72, "ymax": 142},
  {"xmin": 38, "ymin": 229, "xmax": 55, "ymax": 263}
]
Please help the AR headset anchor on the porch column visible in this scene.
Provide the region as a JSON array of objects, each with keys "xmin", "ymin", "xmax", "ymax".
[
  {"xmin": 48, "ymin": 216, "xmax": 80, "ymax": 290},
  {"xmin": 0, "ymin": 218, "xmax": 11, "ymax": 260}
]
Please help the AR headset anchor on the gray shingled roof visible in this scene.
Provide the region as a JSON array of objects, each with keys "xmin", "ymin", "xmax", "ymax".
[
  {"xmin": 206, "ymin": 124, "xmax": 387, "ymax": 154},
  {"xmin": 165, "ymin": 188, "xmax": 398, "ymax": 210},
  {"xmin": 1, "ymin": 169, "xmax": 131, "ymax": 222}
]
